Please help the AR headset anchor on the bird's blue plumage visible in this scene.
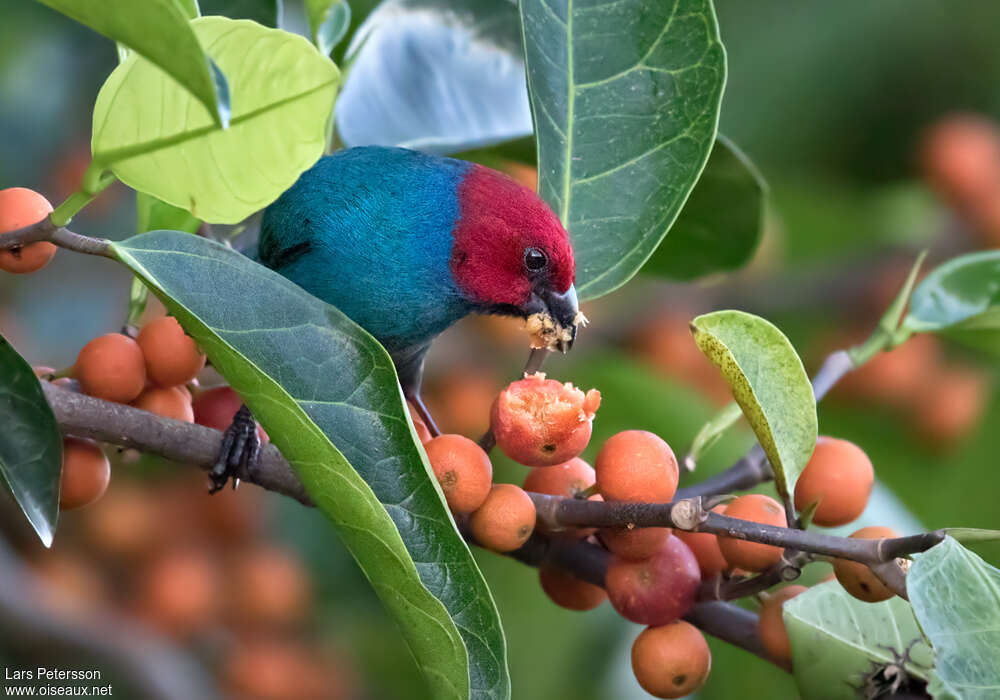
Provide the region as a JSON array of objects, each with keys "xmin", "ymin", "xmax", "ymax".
[{"xmin": 260, "ymin": 147, "xmax": 474, "ymax": 358}]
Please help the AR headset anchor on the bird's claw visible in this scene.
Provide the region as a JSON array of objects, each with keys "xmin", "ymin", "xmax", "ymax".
[{"xmin": 209, "ymin": 404, "xmax": 260, "ymax": 494}]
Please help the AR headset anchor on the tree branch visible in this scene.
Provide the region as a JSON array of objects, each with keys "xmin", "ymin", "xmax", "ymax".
[
  {"xmin": 0, "ymin": 216, "xmax": 112, "ymax": 257},
  {"xmin": 528, "ymin": 493, "xmax": 945, "ymax": 566},
  {"xmin": 43, "ymin": 381, "xmax": 944, "ymax": 564},
  {"xmin": 41, "ymin": 382, "xmax": 310, "ymax": 505},
  {"xmin": 40, "ymin": 380, "xmax": 947, "ymax": 674}
]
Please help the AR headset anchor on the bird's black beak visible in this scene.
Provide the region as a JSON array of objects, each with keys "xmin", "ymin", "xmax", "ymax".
[{"xmin": 521, "ymin": 283, "xmax": 582, "ymax": 353}]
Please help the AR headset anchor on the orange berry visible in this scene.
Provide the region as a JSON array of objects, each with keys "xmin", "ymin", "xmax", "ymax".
[
  {"xmin": 718, "ymin": 494, "xmax": 786, "ymax": 572},
  {"xmin": 757, "ymin": 584, "xmax": 808, "ymax": 665},
  {"xmin": 595, "ymin": 430, "xmax": 678, "ymax": 503},
  {"xmin": 794, "ymin": 437, "xmax": 874, "ymax": 527},
  {"xmin": 470, "ymin": 484, "xmax": 536, "ymax": 552},
  {"xmin": 223, "ymin": 639, "xmax": 343, "ymax": 700},
  {"xmin": 499, "ymin": 161, "xmax": 538, "ymax": 191},
  {"xmin": 538, "ymin": 566, "xmax": 606, "ymax": 611},
  {"xmin": 491, "ymin": 372, "xmax": 600, "ymax": 466},
  {"xmin": 406, "ymin": 401, "xmax": 433, "ymax": 443},
  {"xmin": 136, "ymin": 316, "xmax": 206, "ymax": 387},
  {"xmin": 600, "ymin": 526, "xmax": 671, "ymax": 561},
  {"xmin": 230, "ymin": 546, "xmax": 311, "ymax": 626},
  {"xmin": 137, "ymin": 546, "xmax": 221, "ymax": 636},
  {"xmin": 424, "ymin": 434, "xmax": 492, "ymax": 514},
  {"xmin": 674, "ymin": 505, "xmax": 729, "ymax": 580},
  {"xmin": 132, "ymin": 386, "xmax": 194, "ymax": 422},
  {"xmin": 73, "ymin": 333, "xmax": 146, "ymax": 403},
  {"xmin": 834, "ymin": 526, "xmax": 899, "ymax": 603},
  {"xmin": 836, "ymin": 334, "xmax": 940, "ymax": 406},
  {"xmin": 428, "ymin": 368, "xmax": 499, "ymax": 438},
  {"xmin": 59, "ymin": 438, "xmax": 110, "ymax": 510},
  {"xmin": 0, "ymin": 187, "xmax": 56, "ymax": 274},
  {"xmin": 631, "ymin": 621, "xmax": 711, "ymax": 698},
  {"xmin": 920, "ymin": 114, "xmax": 1000, "ymax": 209},
  {"xmin": 522, "ymin": 457, "xmax": 595, "ymax": 497},
  {"xmin": 912, "ymin": 365, "xmax": 988, "ymax": 448},
  {"xmin": 82, "ymin": 484, "xmax": 161, "ymax": 557}
]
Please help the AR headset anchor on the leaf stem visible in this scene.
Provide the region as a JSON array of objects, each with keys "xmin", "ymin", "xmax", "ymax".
[{"xmin": 49, "ymin": 166, "xmax": 116, "ymax": 227}]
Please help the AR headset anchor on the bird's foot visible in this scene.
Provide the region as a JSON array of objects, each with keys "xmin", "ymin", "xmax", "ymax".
[{"xmin": 209, "ymin": 404, "xmax": 260, "ymax": 493}]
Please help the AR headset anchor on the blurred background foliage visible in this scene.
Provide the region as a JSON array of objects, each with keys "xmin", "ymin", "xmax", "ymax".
[{"xmin": 0, "ymin": 1, "xmax": 998, "ymax": 699}]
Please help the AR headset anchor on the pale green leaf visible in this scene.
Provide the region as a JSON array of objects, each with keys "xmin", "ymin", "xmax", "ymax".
[
  {"xmin": 784, "ymin": 581, "xmax": 933, "ymax": 700},
  {"xmin": 691, "ymin": 310, "xmax": 817, "ymax": 506},
  {"xmin": 35, "ymin": 0, "xmax": 229, "ymax": 127},
  {"xmin": 910, "ymin": 537, "xmax": 1000, "ymax": 699},
  {"xmin": 92, "ymin": 17, "xmax": 339, "ymax": 224}
]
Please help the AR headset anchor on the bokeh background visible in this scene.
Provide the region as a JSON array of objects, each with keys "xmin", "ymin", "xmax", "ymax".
[{"xmin": 1, "ymin": 1, "xmax": 998, "ymax": 698}]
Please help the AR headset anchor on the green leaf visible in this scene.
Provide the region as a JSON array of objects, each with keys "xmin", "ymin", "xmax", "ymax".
[
  {"xmin": 0, "ymin": 336, "xmax": 62, "ymax": 548},
  {"xmin": 690, "ymin": 310, "xmax": 817, "ymax": 507},
  {"xmin": 92, "ymin": 17, "xmax": 339, "ymax": 224},
  {"xmin": 35, "ymin": 0, "xmax": 229, "ymax": 128},
  {"xmin": 784, "ymin": 581, "xmax": 933, "ymax": 700},
  {"xmin": 643, "ymin": 136, "xmax": 766, "ymax": 281},
  {"xmin": 176, "ymin": 0, "xmax": 201, "ymax": 19},
  {"xmin": 685, "ymin": 400, "xmax": 740, "ymax": 468},
  {"xmin": 943, "ymin": 528, "xmax": 1000, "ymax": 543},
  {"xmin": 909, "ymin": 537, "xmax": 1000, "ymax": 699},
  {"xmin": 902, "ymin": 250, "xmax": 1000, "ymax": 357},
  {"xmin": 521, "ymin": 0, "xmax": 726, "ymax": 300},
  {"xmin": 306, "ymin": 0, "xmax": 351, "ymax": 55},
  {"xmin": 199, "ymin": 0, "xmax": 280, "ymax": 26},
  {"xmin": 130, "ymin": 193, "xmax": 203, "ymax": 325},
  {"xmin": 111, "ymin": 231, "xmax": 509, "ymax": 700},
  {"xmin": 137, "ymin": 193, "xmax": 201, "ymax": 235}
]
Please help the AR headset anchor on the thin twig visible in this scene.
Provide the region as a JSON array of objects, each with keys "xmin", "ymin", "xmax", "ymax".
[
  {"xmin": 528, "ymin": 493, "xmax": 946, "ymax": 565},
  {"xmin": 0, "ymin": 216, "xmax": 111, "ymax": 257}
]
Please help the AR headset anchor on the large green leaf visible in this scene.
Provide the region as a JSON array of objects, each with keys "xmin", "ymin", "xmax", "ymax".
[
  {"xmin": 0, "ymin": 336, "xmax": 62, "ymax": 547},
  {"xmin": 909, "ymin": 537, "xmax": 1000, "ymax": 699},
  {"xmin": 35, "ymin": 0, "xmax": 229, "ymax": 127},
  {"xmin": 521, "ymin": 0, "xmax": 726, "ymax": 300},
  {"xmin": 784, "ymin": 581, "xmax": 933, "ymax": 700},
  {"xmin": 690, "ymin": 310, "xmax": 817, "ymax": 507},
  {"xmin": 643, "ymin": 136, "xmax": 765, "ymax": 281},
  {"xmin": 902, "ymin": 250, "xmax": 1000, "ymax": 357},
  {"xmin": 305, "ymin": 0, "xmax": 351, "ymax": 55},
  {"xmin": 111, "ymin": 231, "xmax": 509, "ymax": 700},
  {"xmin": 92, "ymin": 17, "xmax": 339, "ymax": 224},
  {"xmin": 199, "ymin": 0, "xmax": 280, "ymax": 26}
]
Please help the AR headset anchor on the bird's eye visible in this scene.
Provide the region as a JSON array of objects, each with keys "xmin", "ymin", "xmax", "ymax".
[{"xmin": 523, "ymin": 247, "xmax": 548, "ymax": 272}]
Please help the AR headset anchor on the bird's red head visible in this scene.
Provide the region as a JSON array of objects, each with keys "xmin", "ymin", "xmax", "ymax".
[{"xmin": 450, "ymin": 165, "xmax": 578, "ymax": 342}]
